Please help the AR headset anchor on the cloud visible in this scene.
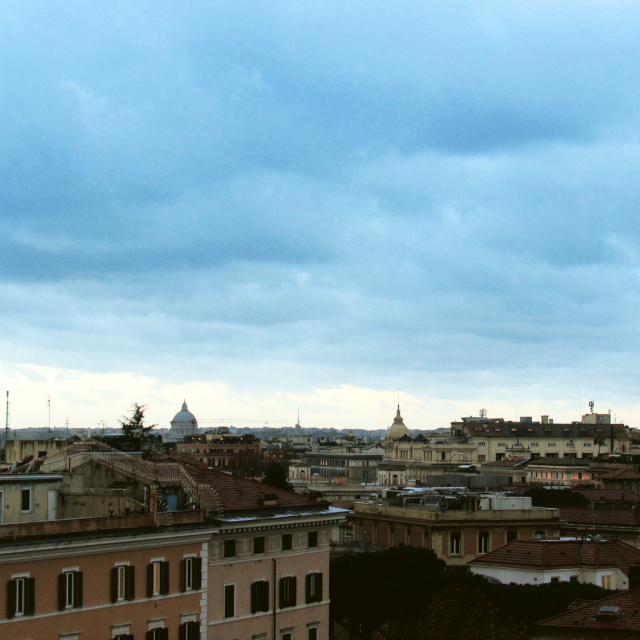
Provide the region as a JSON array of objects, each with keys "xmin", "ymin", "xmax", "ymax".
[{"xmin": 1, "ymin": 1, "xmax": 640, "ymax": 427}]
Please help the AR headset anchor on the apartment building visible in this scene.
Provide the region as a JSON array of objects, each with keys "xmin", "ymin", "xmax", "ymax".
[
  {"xmin": 382, "ymin": 410, "xmax": 631, "ymax": 485},
  {"xmin": 0, "ymin": 490, "xmax": 345, "ymax": 640},
  {"xmin": 0, "ymin": 440, "xmax": 347, "ymax": 640},
  {"xmin": 351, "ymin": 489, "xmax": 561, "ymax": 567},
  {"xmin": 176, "ymin": 434, "xmax": 261, "ymax": 472}
]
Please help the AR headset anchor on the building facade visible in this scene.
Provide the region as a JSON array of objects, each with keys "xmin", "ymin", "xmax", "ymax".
[{"xmin": 351, "ymin": 491, "xmax": 561, "ymax": 567}]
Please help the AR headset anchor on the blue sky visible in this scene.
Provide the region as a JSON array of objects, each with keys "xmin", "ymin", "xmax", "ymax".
[{"xmin": 1, "ymin": 1, "xmax": 640, "ymax": 430}]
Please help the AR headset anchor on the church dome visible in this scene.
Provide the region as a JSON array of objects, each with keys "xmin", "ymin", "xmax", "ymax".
[
  {"xmin": 168, "ymin": 400, "xmax": 198, "ymax": 440},
  {"xmin": 385, "ymin": 406, "xmax": 410, "ymax": 441}
]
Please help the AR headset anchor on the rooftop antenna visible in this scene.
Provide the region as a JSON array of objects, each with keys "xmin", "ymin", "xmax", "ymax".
[
  {"xmin": 589, "ymin": 400, "xmax": 595, "ymax": 414},
  {"xmin": 4, "ymin": 391, "xmax": 9, "ymax": 462},
  {"xmin": 47, "ymin": 395, "xmax": 51, "ymax": 432}
]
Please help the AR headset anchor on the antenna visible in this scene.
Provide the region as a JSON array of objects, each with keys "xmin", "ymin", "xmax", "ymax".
[
  {"xmin": 4, "ymin": 391, "xmax": 9, "ymax": 463},
  {"xmin": 47, "ymin": 395, "xmax": 51, "ymax": 432},
  {"xmin": 480, "ymin": 408, "xmax": 487, "ymax": 419},
  {"xmin": 589, "ymin": 400, "xmax": 595, "ymax": 414}
]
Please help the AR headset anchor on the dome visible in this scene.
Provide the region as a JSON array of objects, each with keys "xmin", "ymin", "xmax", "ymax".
[
  {"xmin": 385, "ymin": 406, "xmax": 410, "ymax": 441},
  {"xmin": 167, "ymin": 400, "xmax": 198, "ymax": 441}
]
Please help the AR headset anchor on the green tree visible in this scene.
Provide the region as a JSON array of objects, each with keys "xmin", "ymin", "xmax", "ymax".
[
  {"xmin": 119, "ymin": 403, "xmax": 157, "ymax": 452},
  {"xmin": 261, "ymin": 462, "xmax": 292, "ymax": 491}
]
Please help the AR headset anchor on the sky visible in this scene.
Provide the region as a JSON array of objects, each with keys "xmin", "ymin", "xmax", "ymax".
[{"xmin": 1, "ymin": 1, "xmax": 640, "ymax": 432}]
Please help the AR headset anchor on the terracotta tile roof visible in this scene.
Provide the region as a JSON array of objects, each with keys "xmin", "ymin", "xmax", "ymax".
[
  {"xmin": 560, "ymin": 507, "xmax": 640, "ymax": 527},
  {"xmin": 598, "ymin": 468, "xmax": 640, "ymax": 481},
  {"xmin": 576, "ymin": 488, "xmax": 640, "ymax": 502},
  {"xmin": 538, "ymin": 588, "xmax": 640, "ymax": 631},
  {"xmin": 167, "ymin": 456, "xmax": 319, "ymax": 512},
  {"xmin": 468, "ymin": 539, "xmax": 640, "ymax": 575}
]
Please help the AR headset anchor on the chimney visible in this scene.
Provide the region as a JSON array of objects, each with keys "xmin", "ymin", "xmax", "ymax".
[{"xmin": 541, "ymin": 416, "xmax": 549, "ymax": 424}]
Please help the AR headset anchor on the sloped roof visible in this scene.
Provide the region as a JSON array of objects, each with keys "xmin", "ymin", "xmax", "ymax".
[
  {"xmin": 538, "ymin": 588, "xmax": 640, "ymax": 632},
  {"xmin": 598, "ymin": 468, "xmax": 640, "ymax": 481},
  {"xmin": 168, "ymin": 455, "xmax": 318, "ymax": 512},
  {"xmin": 469, "ymin": 539, "xmax": 640, "ymax": 575},
  {"xmin": 560, "ymin": 507, "xmax": 640, "ymax": 527}
]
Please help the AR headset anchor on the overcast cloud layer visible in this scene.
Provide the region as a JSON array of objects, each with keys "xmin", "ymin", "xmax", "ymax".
[{"xmin": 1, "ymin": 1, "xmax": 640, "ymax": 430}]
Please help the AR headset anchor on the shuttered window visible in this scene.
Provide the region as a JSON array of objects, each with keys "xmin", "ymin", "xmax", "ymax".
[
  {"xmin": 58, "ymin": 571, "xmax": 83, "ymax": 610},
  {"xmin": 179, "ymin": 621, "xmax": 199, "ymax": 640},
  {"xmin": 147, "ymin": 561, "xmax": 170, "ymax": 597},
  {"xmin": 279, "ymin": 576, "xmax": 297, "ymax": 609},
  {"xmin": 7, "ymin": 577, "xmax": 35, "ymax": 618},
  {"xmin": 251, "ymin": 580, "xmax": 270, "ymax": 613},
  {"xmin": 181, "ymin": 557, "xmax": 202, "ymax": 591},
  {"xmin": 224, "ymin": 584, "xmax": 235, "ymax": 618},
  {"xmin": 111, "ymin": 565, "xmax": 135, "ymax": 602},
  {"xmin": 305, "ymin": 572, "xmax": 323, "ymax": 604}
]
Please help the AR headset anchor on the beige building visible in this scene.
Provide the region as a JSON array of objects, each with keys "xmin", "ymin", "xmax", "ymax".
[
  {"xmin": 351, "ymin": 490, "xmax": 561, "ymax": 567},
  {"xmin": 5, "ymin": 436, "xmax": 68, "ymax": 464},
  {"xmin": 0, "ymin": 474, "xmax": 63, "ymax": 524},
  {"xmin": 383, "ymin": 409, "xmax": 631, "ymax": 484}
]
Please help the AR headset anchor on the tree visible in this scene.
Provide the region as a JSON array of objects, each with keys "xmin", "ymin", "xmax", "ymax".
[
  {"xmin": 119, "ymin": 403, "xmax": 157, "ymax": 452},
  {"xmin": 262, "ymin": 462, "xmax": 292, "ymax": 491},
  {"xmin": 594, "ymin": 435, "xmax": 607, "ymax": 455}
]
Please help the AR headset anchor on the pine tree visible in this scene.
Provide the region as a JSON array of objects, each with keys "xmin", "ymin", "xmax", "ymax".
[{"xmin": 119, "ymin": 403, "xmax": 157, "ymax": 451}]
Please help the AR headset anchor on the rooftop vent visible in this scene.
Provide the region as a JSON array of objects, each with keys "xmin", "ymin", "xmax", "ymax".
[{"xmin": 596, "ymin": 606, "xmax": 621, "ymax": 620}]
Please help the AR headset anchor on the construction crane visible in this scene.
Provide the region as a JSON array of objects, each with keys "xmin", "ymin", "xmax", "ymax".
[{"xmin": 198, "ymin": 419, "xmax": 288, "ymax": 424}]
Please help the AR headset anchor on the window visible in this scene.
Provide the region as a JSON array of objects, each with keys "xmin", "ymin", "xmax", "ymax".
[
  {"xmin": 478, "ymin": 442, "xmax": 486, "ymax": 447},
  {"xmin": 179, "ymin": 621, "xmax": 199, "ymax": 640},
  {"xmin": 224, "ymin": 539, "xmax": 236, "ymax": 558},
  {"xmin": 440, "ymin": 452, "xmax": 446, "ymax": 461},
  {"xmin": 534, "ymin": 531, "xmax": 546, "ymax": 539},
  {"xmin": 281, "ymin": 632, "xmax": 293, "ymax": 640},
  {"xmin": 570, "ymin": 576, "xmax": 578, "ymax": 583},
  {"xmin": 251, "ymin": 580, "xmax": 270, "ymax": 613},
  {"xmin": 548, "ymin": 443, "xmax": 556, "ymax": 447},
  {"xmin": 7, "ymin": 576, "xmax": 35, "ymax": 617},
  {"xmin": 424, "ymin": 531, "xmax": 429, "ymax": 549},
  {"xmin": 308, "ymin": 626, "xmax": 319, "ymax": 640},
  {"xmin": 21, "ymin": 488, "xmax": 32, "ymax": 512},
  {"xmin": 146, "ymin": 629, "xmax": 169, "ymax": 640},
  {"xmin": 478, "ymin": 455, "xmax": 486, "ymax": 462},
  {"xmin": 111, "ymin": 565, "xmax": 135, "ymax": 602},
  {"xmin": 530, "ymin": 442, "xmax": 539, "ymax": 447},
  {"xmin": 181, "ymin": 557, "xmax": 202, "ymax": 591},
  {"xmin": 306, "ymin": 572, "xmax": 323, "ymax": 603},
  {"xmin": 497, "ymin": 443, "xmax": 506, "ymax": 448},
  {"xmin": 112, "ymin": 624, "xmax": 132, "ymax": 640},
  {"xmin": 406, "ymin": 529, "xmax": 412, "ymax": 546},
  {"xmin": 550, "ymin": 576, "xmax": 559, "ymax": 584},
  {"xmin": 147, "ymin": 561, "xmax": 169, "ymax": 597},
  {"xmin": 224, "ymin": 583, "xmax": 235, "ymax": 618},
  {"xmin": 601, "ymin": 575, "xmax": 612, "ymax": 590},
  {"xmin": 279, "ymin": 576, "xmax": 297, "ymax": 608},
  {"xmin": 506, "ymin": 531, "xmax": 518, "ymax": 544},
  {"xmin": 282, "ymin": 533, "xmax": 293, "ymax": 551},
  {"xmin": 308, "ymin": 531, "xmax": 318, "ymax": 548},
  {"xmin": 478, "ymin": 532, "xmax": 489, "ymax": 554},
  {"xmin": 254, "ymin": 536, "xmax": 266, "ymax": 554},
  {"xmin": 450, "ymin": 532, "xmax": 461, "ymax": 555},
  {"xmin": 58, "ymin": 570, "xmax": 83, "ymax": 610}
]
